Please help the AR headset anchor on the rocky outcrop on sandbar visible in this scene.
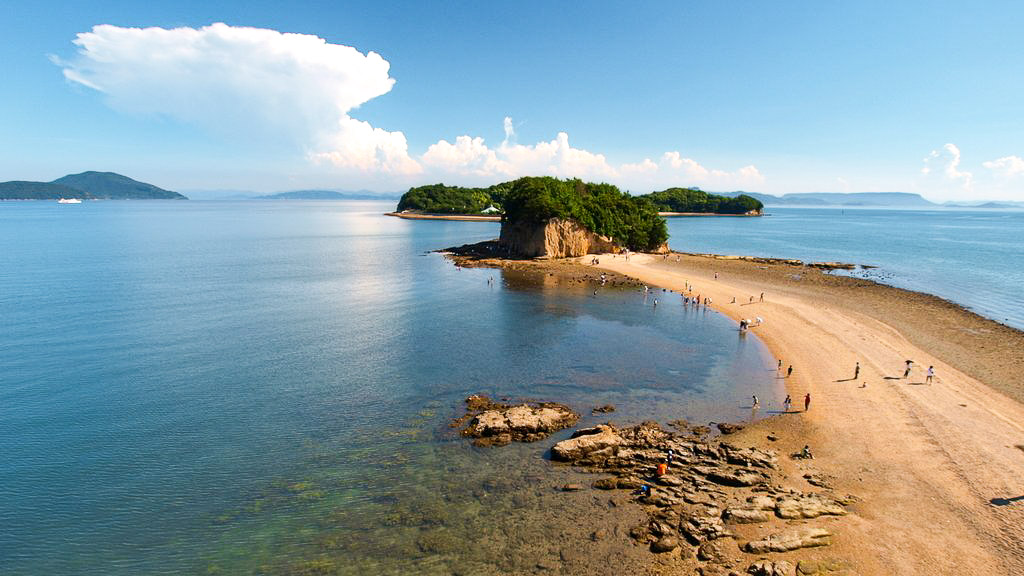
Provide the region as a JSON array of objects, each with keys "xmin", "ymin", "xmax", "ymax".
[
  {"xmin": 747, "ymin": 559, "xmax": 796, "ymax": 576},
  {"xmin": 453, "ymin": 395, "xmax": 579, "ymax": 447},
  {"xmin": 499, "ymin": 217, "xmax": 623, "ymax": 258},
  {"xmin": 545, "ymin": 419, "xmax": 855, "ymax": 574},
  {"xmin": 742, "ymin": 528, "xmax": 832, "ymax": 553}
]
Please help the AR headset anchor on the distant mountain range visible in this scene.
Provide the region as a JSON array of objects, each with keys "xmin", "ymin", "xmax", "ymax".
[
  {"xmin": 943, "ymin": 200, "xmax": 1024, "ymax": 209},
  {"xmin": 719, "ymin": 191, "xmax": 934, "ymax": 207},
  {"xmin": 0, "ymin": 171, "xmax": 185, "ymax": 200},
  {"xmin": 256, "ymin": 189, "xmax": 399, "ymax": 200},
  {"xmin": 720, "ymin": 191, "xmax": 1023, "ymax": 209}
]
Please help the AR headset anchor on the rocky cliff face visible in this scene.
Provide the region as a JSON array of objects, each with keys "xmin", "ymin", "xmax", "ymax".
[{"xmin": 498, "ymin": 217, "xmax": 621, "ymax": 258}]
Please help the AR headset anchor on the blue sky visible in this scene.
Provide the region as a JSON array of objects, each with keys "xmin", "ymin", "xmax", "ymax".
[{"xmin": 2, "ymin": 1, "xmax": 1023, "ymax": 201}]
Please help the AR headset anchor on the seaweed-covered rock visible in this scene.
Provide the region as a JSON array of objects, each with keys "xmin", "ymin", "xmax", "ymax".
[{"xmin": 717, "ymin": 422, "xmax": 746, "ymax": 435}]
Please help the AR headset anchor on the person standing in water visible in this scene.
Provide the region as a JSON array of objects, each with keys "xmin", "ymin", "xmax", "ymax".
[
  {"xmin": 752, "ymin": 395, "xmax": 759, "ymax": 409},
  {"xmin": 783, "ymin": 395, "xmax": 792, "ymax": 412}
]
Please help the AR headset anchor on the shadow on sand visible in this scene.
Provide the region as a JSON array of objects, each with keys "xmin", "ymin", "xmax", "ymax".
[{"xmin": 990, "ymin": 496, "xmax": 1024, "ymax": 506}]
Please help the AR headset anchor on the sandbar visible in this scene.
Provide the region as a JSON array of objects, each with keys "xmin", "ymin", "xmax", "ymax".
[{"xmin": 587, "ymin": 252, "xmax": 1024, "ymax": 574}]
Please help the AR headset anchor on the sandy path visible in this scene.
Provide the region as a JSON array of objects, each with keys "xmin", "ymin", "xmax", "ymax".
[{"xmin": 589, "ymin": 253, "xmax": 1024, "ymax": 575}]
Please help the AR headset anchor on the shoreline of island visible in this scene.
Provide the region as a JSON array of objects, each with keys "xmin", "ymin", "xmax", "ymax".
[
  {"xmin": 385, "ymin": 211, "xmax": 764, "ymax": 221},
  {"xmin": 444, "ymin": 246, "xmax": 1024, "ymax": 573}
]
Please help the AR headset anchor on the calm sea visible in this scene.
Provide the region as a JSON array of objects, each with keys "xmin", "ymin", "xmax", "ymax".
[
  {"xmin": 665, "ymin": 207, "xmax": 1024, "ymax": 330},
  {"xmin": 0, "ymin": 201, "xmax": 777, "ymax": 575}
]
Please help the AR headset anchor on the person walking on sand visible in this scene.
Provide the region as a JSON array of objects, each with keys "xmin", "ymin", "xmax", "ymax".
[
  {"xmin": 854, "ymin": 362, "xmax": 860, "ymax": 379},
  {"xmin": 926, "ymin": 366, "xmax": 934, "ymax": 384},
  {"xmin": 804, "ymin": 393, "xmax": 811, "ymax": 411},
  {"xmin": 904, "ymin": 360, "xmax": 913, "ymax": 379},
  {"xmin": 787, "ymin": 365, "xmax": 793, "ymax": 378},
  {"xmin": 760, "ymin": 292, "xmax": 764, "ymax": 302}
]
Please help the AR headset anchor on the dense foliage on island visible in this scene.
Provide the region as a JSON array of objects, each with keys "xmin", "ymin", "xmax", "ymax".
[
  {"xmin": 503, "ymin": 177, "xmax": 668, "ymax": 251},
  {"xmin": 397, "ymin": 177, "xmax": 668, "ymax": 250},
  {"xmin": 396, "ymin": 182, "xmax": 511, "ymax": 214},
  {"xmin": 0, "ymin": 181, "xmax": 94, "ymax": 200},
  {"xmin": 0, "ymin": 171, "xmax": 185, "ymax": 200},
  {"xmin": 640, "ymin": 188, "xmax": 763, "ymax": 214}
]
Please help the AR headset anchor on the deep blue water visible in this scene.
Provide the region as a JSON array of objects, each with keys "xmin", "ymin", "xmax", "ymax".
[
  {"xmin": 665, "ymin": 207, "xmax": 1024, "ymax": 330},
  {"xmin": 0, "ymin": 201, "xmax": 777, "ymax": 575}
]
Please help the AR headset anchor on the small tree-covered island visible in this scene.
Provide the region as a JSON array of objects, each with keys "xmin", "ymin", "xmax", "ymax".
[{"xmin": 393, "ymin": 176, "xmax": 763, "ymax": 257}]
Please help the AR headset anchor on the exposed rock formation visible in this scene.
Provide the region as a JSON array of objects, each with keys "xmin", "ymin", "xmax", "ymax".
[
  {"xmin": 742, "ymin": 528, "xmax": 832, "ymax": 554},
  {"xmin": 499, "ymin": 217, "xmax": 622, "ymax": 258},
  {"xmin": 453, "ymin": 395, "xmax": 578, "ymax": 447},
  {"xmin": 748, "ymin": 559, "xmax": 795, "ymax": 576},
  {"xmin": 774, "ymin": 493, "xmax": 848, "ymax": 519},
  {"xmin": 543, "ymin": 419, "xmax": 853, "ymax": 573}
]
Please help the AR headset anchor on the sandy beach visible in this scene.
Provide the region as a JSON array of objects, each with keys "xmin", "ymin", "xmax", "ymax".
[{"xmin": 585, "ymin": 252, "xmax": 1024, "ymax": 574}]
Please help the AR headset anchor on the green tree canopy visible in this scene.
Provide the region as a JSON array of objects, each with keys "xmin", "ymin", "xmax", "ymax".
[
  {"xmin": 641, "ymin": 187, "xmax": 763, "ymax": 214},
  {"xmin": 396, "ymin": 182, "xmax": 510, "ymax": 214},
  {"xmin": 502, "ymin": 176, "xmax": 669, "ymax": 251}
]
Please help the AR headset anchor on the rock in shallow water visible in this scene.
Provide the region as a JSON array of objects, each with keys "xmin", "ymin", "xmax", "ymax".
[
  {"xmin": 455, "ymin": 395, "xmax": 579, "ymax": 446},
  {"xmin": 551, "ymin": 425, "xmax": 625, "ymax": 461}
]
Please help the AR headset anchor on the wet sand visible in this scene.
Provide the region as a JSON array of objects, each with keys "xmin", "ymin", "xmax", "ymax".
[{"xmin": 587, "ymin": 252, "xmax": 1024, "ymax": 574}]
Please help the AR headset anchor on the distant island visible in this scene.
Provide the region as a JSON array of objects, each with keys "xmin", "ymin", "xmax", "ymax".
[
  {"xmin": 427, "ymin": 176, "xmax": 667, "ymax": 257},
  {"xmin": 396, "ymin": 182, "xmax": 512, "ymax": 215},
  {"xmin": 0, "ymin": 171, "xmax": 185, "ymax": 200},
  {"xmin": 641, "ymin": 187, "xmax": 763, "ymax": 215}
]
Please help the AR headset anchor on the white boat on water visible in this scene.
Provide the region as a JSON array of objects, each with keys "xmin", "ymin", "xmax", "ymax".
[{"xmin": 57, "ymin": 198, "xmax": 82, "ymax": 204}]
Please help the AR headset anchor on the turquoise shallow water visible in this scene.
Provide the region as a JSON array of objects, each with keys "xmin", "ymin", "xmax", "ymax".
[
  {"xmin": 665, "ymin": 207, "xmax": 1024, "ymax": 330},
  {"xmin": 0, "ymin": 201, "xmax": 778, "ymax": 575}
]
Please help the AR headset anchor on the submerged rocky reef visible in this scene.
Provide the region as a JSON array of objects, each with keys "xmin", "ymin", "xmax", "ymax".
[{"xmin": 457, "ymin": 397, "xmax": 860, "ymax": 575}]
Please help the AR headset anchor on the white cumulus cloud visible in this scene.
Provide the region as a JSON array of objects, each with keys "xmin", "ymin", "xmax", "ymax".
[
  {"xmin": 982, "ymin": 155, "xmax": 1024, "ymax": 178},
  {"xmin": 56, "ymin": 23, "xmax": 420, "ymax": 175},
  {"xmin": 423, "ymin": 118, "xmax": 762, "ymax": 192}
]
